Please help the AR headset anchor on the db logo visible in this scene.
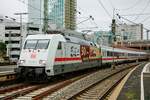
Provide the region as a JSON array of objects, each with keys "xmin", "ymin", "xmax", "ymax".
[{"xmin": 31, "ymin": 53, "xmax": 36, "ymax": 59}]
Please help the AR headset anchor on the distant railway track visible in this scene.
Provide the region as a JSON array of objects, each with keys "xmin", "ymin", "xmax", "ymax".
[
  {"xmin": 0, "ymin": 71, "xmax": 16, "ymax": 83},
  {"xmin": 0, "ymin": 62, "xmax": 16, "ymax": 66}
]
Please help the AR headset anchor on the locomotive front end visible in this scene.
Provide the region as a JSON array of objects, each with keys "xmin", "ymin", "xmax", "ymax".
[{"xmin": 16, "ymin": 38, "xmax": 50, "ymax": 81}]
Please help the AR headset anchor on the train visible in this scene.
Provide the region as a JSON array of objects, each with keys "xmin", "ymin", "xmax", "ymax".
[{"xmin": 15, "ymin": 32, "xmax": 148, "ymax": 80}]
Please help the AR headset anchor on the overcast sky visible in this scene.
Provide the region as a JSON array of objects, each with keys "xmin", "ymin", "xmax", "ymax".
[{"xmin": 0, "ymin": 0, "xmax": 150, "ymax": 39}]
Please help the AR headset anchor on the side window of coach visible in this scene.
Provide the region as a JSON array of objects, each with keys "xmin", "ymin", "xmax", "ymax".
[{"xmin": 57, "ymin": 42, "xmax": 62, "ymax": 50}]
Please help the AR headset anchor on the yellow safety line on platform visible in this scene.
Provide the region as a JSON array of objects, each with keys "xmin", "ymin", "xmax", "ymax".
[{"xmin": 108, "ymin": 64, "xmax": 140, "ymax": 100}]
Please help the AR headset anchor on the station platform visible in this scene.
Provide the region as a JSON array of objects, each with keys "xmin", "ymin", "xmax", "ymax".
[
  {"xmin": 0, "ymin": 65, "xmax": 17, "ymax": 72},
  {"xmin": 117, "ymin": 62, "xmax": 150, "ymax": 100}
]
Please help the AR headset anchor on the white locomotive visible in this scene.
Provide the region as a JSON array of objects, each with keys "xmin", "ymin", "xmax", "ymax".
[{"xmin": 15, "ymin": 32, "xmax": 148, "ymax": 80}]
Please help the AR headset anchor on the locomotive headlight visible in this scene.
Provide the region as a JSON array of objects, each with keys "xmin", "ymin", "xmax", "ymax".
[
  {"xmin": 39, "ymin": 60, "xmax": 46, "ymax": 65},
  {"xmin": 18, "ymin": 60, "xmax": 25, "ymax": 64}
]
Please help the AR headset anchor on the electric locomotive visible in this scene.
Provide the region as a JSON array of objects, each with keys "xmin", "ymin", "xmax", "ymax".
[{"xmin": 15, "ymin": 33, "xmax": 102, "ymax": 80}]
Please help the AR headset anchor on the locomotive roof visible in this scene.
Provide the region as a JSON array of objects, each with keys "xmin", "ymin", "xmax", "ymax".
[
  {"xmin": 26, "ymin": 34, "xmax": 97, "ymax": 47},
  {"xmin": 26, "ymin": 34, "xmax": 63, "ymax": 39},
  {"xmin": 46, "ymin": 29, "xmax": 85, "ymax": 40}
]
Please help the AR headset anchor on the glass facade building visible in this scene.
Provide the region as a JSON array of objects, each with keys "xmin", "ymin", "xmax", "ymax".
[
  {"xmin": 48, "ymin": 0, "xmax": 76, "ymax": 30},
  {"xmin": 48, "ymin": 0, "xmax": 64, "ymax": 28},
  {"xmin": 28, "ymin": 0, "xmax": 43, "ymax": 25},
  {"xmin": 28, "ymin": 0, "xmax": 76, "ymax": 30}
]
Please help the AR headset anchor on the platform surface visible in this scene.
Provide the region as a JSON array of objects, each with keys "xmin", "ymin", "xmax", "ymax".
[{"xmin": 117, "ymin": 62, "xmax": 150, "ymax": 100}]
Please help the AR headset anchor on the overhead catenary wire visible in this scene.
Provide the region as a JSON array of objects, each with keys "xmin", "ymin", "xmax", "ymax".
[
  {"xmin": 121, "ymin": 13, "xmax": 150, "ymax": 16},
  {"xmin": 97, "ymin": 0, "xmax": 112, "ymax": 19},
  {"xmin": 77, "ymin": 17, "xmax": 89, "ymax": 27},
  {"xmin": 77, "ymin": 23, "xmax": 89, "ymax": 30},
  {"xmin": 143, "ymin": 18, "xmax": 150, "ymax": 25},
  {"xmin": 77, "ymin": 21, "xmax": 96, "ymax": 31},
  {"xmin": 90, "ymin": 20, "xmax": 99, "ymax": 28},
  {"xmin": 77, "ymin": 15, "xmax": 100, "ymax": 31},
  {"xmin": 77, "ymin": 15, "xmax": 93, "ymax": 29},
  {"xmin": 144, "ymin": 21, "xmax": 150, "ymax": 29},
  {"xmin": 107, "ymin": 0, "xmax": 115, "ymax": 9},
  {"xmin": 77, "ymin": 18, "xmax": 99, "ymax": 30},
  {"xmin": 141, "ymin": 15, "xmax": 150, "ymax": 23},
  {"xmin": 116, "ymin": 13, "xmax": 150, "ymax": 31},
  {"xmin": 132, "ymin": 0, "xmax": 150, "ymax": 21},
  {"xmin": 77, "ymin": 6, "xmax": 85, "ymax": 14},
  {"xmin": 89, "ymin": 19, "xmax": 99, "ymax": 29},
  {"xmin": 118, "ymin": 0, "xmax": 141, "ymax": 11},
  {"xmin": 118, "ymin": 13, "xmax": 150, "ymax": 27},
  {"xmin": 76, "ymin": 6, "xmax": 101, "ymax": 30},
  {"xmin": 77, "ymin": 27, "xmax": 98, "ymax": 30},
  {"xmin": 109, "ymin": 0, "xmax": 150, "ymax": 29}
]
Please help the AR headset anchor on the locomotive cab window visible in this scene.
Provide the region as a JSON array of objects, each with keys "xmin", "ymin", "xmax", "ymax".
[
  {"xmin": 24, "ymin": 40, "xmax": 37, "ymax": 49},
  {"xmin": 36, "ymin": 40, "xmax": 50, "ymax": 49},
  {"xmin": 24, "ymin": 39, "xmax": 50, "ymax": 49},
  {"xmin": 57, "ymin": 42, "xmax": 62, "ymax": 50}
]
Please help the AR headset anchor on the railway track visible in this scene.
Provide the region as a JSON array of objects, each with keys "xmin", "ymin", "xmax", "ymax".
[
  {"xmin": 0, "ymin": 63, "xmax": 141, "ymax": 100},
  {"xmin": 0, "ymin": 83, "xmax": 47, "ymax": 100},
  {"xmin": 15, "ymin": 73, "xmax": 91, "ymax": 100},
  {"xmin": 0, "ymin": 71, "xmax": 16, "ymax": 83},
  {"xmin": 0, "ymin": 69, "xmax": 95, "ymax": 100},
  {"xmin": 0, "ymin": 83, "xmax": 30, "ymax": 94},
  {"xmin": 42, "ymin": 63, "xmax": 139, "ymax": 100},
  {"xmin": 71, "ymin": 67, "xmax": 131, "ymax": 100}
]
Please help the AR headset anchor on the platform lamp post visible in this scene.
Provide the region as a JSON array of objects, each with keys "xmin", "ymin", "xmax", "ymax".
[{"xmin": 14, "ymin": 13, "xmax": 28, "ymax": 50}]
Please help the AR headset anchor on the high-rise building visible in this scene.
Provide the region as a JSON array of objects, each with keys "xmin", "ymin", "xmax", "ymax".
[
  {"xmin": 28, "ymin": 0, "xmax": 43, "ymax": 26},
  {"xmin": 28, "ymin": 0, "xmax": 76, "ymax": 30}
]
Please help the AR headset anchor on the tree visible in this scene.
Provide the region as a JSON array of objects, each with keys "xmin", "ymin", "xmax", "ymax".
[{"xmin": 0, "ymin": 42, "xmax": 6, "ymax": 57}]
